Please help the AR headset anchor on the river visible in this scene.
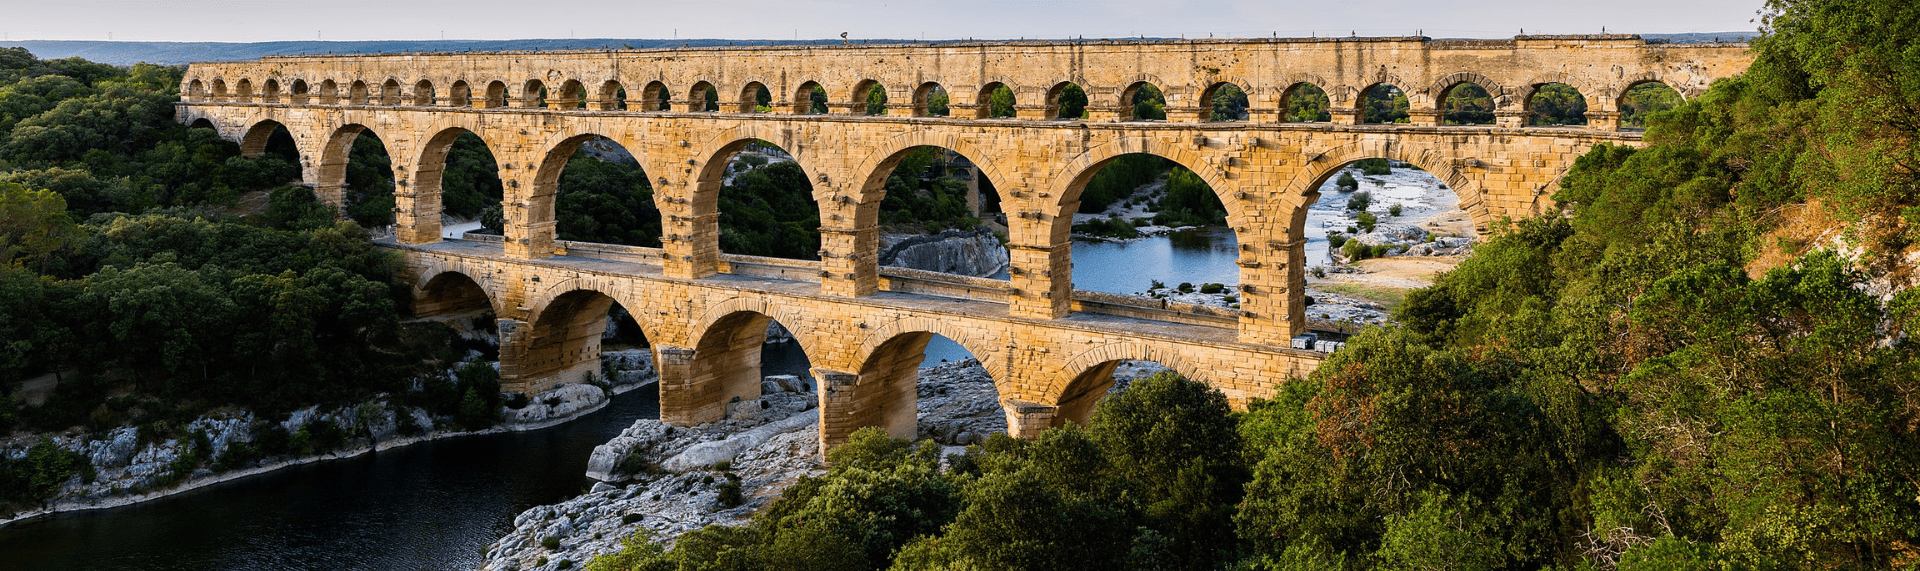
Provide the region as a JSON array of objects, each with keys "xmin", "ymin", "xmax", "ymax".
[{"xmin": 0, "ymin": 228, "xmax": 1262, "ymax": 570}]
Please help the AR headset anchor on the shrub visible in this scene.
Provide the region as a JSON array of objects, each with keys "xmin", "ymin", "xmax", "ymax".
[
  {"xmin": 1199, "ymin": 283, "xmax": 1225, "ymax": 294},
  {"xmin": 542, "ymin": 536, "xmax": 561, "ymax": 550},
  {"xmin": 1358, "ymin": 211, "xmax": 1378, "ymax": 233},
  {"xmin": 556, "ymin": 560, "xmax": 573, "ymax": 569},
  {"xmin": 622, "ymin": 513, "xmax": 644, "ymax": 525},
  {"xmin": 717, "ymin": 480, "xmax": 744, "ymax": 508},
  {"xmin": 1177, "ymin": 282, "xmax": 1195, "ymax": 293},
  {"xmin": 1389, "ymin": 203, "xmax": 1402, "ymax": 216},
  {"xmin": 1357, "ymin": 158, "xmax": 1392, "ymax": 175},
  {"xmin": 1328, "ymin": 233, "xmax": 1348, "ymax": 248},
  {"xmin": 1336, "ymin": 171, "xmax": 1358, "ymax": 192},
  {"xmin": 1347, "ymin": 191, "xmax": 1372, "ymax": 211}
]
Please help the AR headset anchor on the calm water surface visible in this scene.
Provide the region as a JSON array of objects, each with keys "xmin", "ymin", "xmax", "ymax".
[{"xmin": 4, "ymin": 233, "xmax": 1237, "ymax": 570}]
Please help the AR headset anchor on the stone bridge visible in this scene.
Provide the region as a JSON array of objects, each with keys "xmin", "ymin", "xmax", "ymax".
[{"xmin": 176, "ymin": 36, "xmax": 1750, "ymax": 448}]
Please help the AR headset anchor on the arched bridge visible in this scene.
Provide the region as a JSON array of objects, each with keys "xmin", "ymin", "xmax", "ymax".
[{"xmin": 177, "ymin": 36, "xmax": 1750, "ymax": 449}]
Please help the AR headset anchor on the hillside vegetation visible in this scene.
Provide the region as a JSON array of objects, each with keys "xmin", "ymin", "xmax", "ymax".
[{"xmin": 583, "ymin": 1, "xmax": 1920, "ymax": 569}]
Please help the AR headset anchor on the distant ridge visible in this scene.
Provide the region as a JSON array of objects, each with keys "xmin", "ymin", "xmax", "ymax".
[{"xmin": 1, "ymin": 33, "xmax": 1756, "ymax": 66}]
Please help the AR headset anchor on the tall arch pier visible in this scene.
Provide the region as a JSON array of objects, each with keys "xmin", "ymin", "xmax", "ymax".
[{"xmin": 178, "ymin": 35, "xmax": 1750, "ymax": 450}]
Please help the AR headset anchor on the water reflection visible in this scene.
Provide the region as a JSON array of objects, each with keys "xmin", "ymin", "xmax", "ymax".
[{"xmin": 1071, "ymin": 227, "xmax": 1240, "ymax": 295}]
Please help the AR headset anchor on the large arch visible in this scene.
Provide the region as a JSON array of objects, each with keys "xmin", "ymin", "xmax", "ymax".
[
  {"xmin": 671, "ymin": 297, "xmax": 822, "ymax": 425},
  {"xmin": 239, "ymin": 118, "xmax": 293, "ymax": 159},
  {"xmin": 852, "ymin": 316, "xmax": 1005, "ymax": 383},
  {"xmin": 410, "ymin": 121, "xmax": 504, "ymax": 242},
  {"xmin": 689, "ymin": 126, "xmax": 826, "ymax": 213},
  {"xmin": 847, "ymin": 131, "xmax": 1017, "ymax": 209},
  {"xmin": 523, "ymin": 128, "xmax": 662, "ymax": 249},
  {"xmin": 1047, "ymin": 342, "xmax": 1205, "ymax": 427},
  {"xmin": 1047, "ymin": 137, "xmax": 1250, "ymax": 230},
  {"xmin": 316, "ymin": 122, "xmax": 382, "ymax": 208},
  {"xmin": 1277, "ymin": 140, "xmax": 1493, "ymax": 233},
  {"xmin": 513, "ymin": 284, "xmax": 652, "ymax": 394},
  {"xmin": 412, "ymin": 267, "xmax": 498, "ymax": 318}
]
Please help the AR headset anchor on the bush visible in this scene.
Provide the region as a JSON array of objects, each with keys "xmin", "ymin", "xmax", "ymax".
[
  {"xmin": 622, "ymin": 513, "xmax": 644, "ymax": 525},
  {"xmin": 542, "ymin": 536, "xmax": 561, "ymax": 550},
  {"xmin": 1388, "ymin": 203, "xmax": 1402, "ymax": 217},
  {"xmin": 1328, "ymin": 232, "xmax": 1349, "ymax": 248},
  {"xmin": 717, "ymin": 480, "xmax": 744, "ymax": 508},
  {"xmin": 1357, "ymin": 158, "xmax": 1391, "ymax": 175},
  {"xmin": 1347, "ymin": 191, "xmax": 1372, "ymax": 211},
  {"xmin": 1357, "ymin": 211, "xmax": 1378, "ymax": 233},
  {"xmin": 1177, "ymin": 282, "xmax": 1195, "ymax": 293},
  {"xmin": 1336, "ymin": 171, "xmax": 1358, "ymax": 192},
  {"xmin": 1199, "ymin": 283, "xmax": 1225, "ymax": 294}
]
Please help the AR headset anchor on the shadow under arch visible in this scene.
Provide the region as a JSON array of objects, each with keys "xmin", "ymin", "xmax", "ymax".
[
  {"xmin": 413, "ymin": 267, "xmax": 497, "ymax": 318},
  {"xmin": 514, "ymin": 284, "xmax": 654, "ymax": 395},
  {"xmin": 238, "ymin": 118, "xmax": 295, "ymax": 159},
  {"xmin": 836, "ymin": 318, "xmax": 1007, "ymax": 446},
  {"xmin": 676, "ymin": 298, "xmax": 822, "ymax": 425},
  {"xmin": 316, "ymin": 122, "xmax": 391, "ymax": 210},
  {"xmin": 1048, "ymin": 342, "xmax": 1204, "ymax": 428},
  {"xmin": 413, "ymin": 122, "xmax": 505, "ymax": 237}
]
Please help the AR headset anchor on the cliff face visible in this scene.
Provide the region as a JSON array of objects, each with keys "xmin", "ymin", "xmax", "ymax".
[{"xmin": 877, "ymin": 228, "xmax": 1009, "ymax": 278}]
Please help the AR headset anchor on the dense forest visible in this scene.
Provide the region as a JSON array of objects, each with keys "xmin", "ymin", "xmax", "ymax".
[{"xmin": 585, "ymin": 1, "xmax": 1920, "ymax": 569}]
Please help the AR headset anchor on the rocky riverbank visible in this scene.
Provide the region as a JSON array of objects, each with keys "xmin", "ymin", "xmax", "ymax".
[
  {"xmin": 878, "ymin": 227, "xmax": 1009, "ymax": 278},
  {"xmin": 479, "ymin": 357, "xmax": 1165, "ymax": 571},
  {"xmin": 0, "ymin": 350, "xmax": 658, "ymax": 528}
]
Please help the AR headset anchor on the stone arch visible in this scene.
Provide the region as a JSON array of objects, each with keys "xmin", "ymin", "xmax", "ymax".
[
  {"xmin": 1045, "ymin": 80, "xmax": 1087, "ymax": 120},
  {"xmin": 1355, "ymin": 81, "xmax": 1412, "ymax": 124},
  {"xmin": 449, "ymin": 80, "xmax": 472, "ymax": 107},
  {"xmin": 1426, "ymin": 71, "xmax": 1510, "ymax": 107},
  {"xmin": 1617, "ymin": 75, "xmax": 1697, "ymax": 101},
  {"xmin": 1119, "ymin": 78, "xmax": 1168, "ymax": 121},
  {"xmin": 912, "ymin": 82, "xmax": 948, "ymax": 117},
  {"xmin": 348, "ymin": 80, "xmax": 369, "ymax": 104},
  {"xmin": 412, "ymin": 265, "xmax": 499, "ymax": 318},
  {"xmin": 1614, "ymin": 78, "xmax": 1688, "ymax": 130},
  {"xmin": 239, "ymin": 118, "xmax": 293, "ymax": 159},
  {"xmin": 514, "ymin": 281, "xmax": 649, "ymax": 394},
  {"xmin": 1519, "ymin": 76, "xmax": 1592, "ymax": 126},
  {"xmin": 1199, "ymin": 80, "xmax": 1251, "ymax": 121},
  {"xmin": 188, "ymin": 117, "xmax": 216, "ymax": 130},
  {"xmin": 641, "ymin": 80, "xmax": 671, "ymax": 111},
  {"xmin": 260, "ymin": 78, "xmax": 281, "ymax": 103},
  {"xmin": 975, "ymin": 80, "xmax": 1016, "ymax": 119},
  {"xmin": 412, "ymin": 79, "xmax": 436, "ymax": 106},
  {"xmin": 1046, "ymin": 342, "xmax": 1205, "ymax": 427},
  {"xmin": 555, "ymin": 79, "xmax": 586, "ymax": 109},
  {"xmin": 792, "ymin": 80, "xmax": 825, "ymax": 114},
  {"xmin": 1278, "ymin": 79, "xmax": 1333, "ymax": 122},
  {"xmin": 210, "ymin": 78, "xmax": 229, "ymax": 101},
  {"xmin": 852, "ymin": 79, "xmax": 885, "ymax": 115},
  {"xmin": 736, "ymin": 81, "xmax": 771, "ymax": 113},
  {"xmin": 689, "ymin": 81, "xmax": 718, "ymax": 112},
  {"xmin": 317, "ymin": 79, "xmax": 338, "ymax": 104},
  {"xmin": 688, "ymin": 296, "xmax": 821, "ymax": 362},
  {"xmin": 521, "ymin": 79, "xmax": 547, "ymax": 107},
  {"xmin": 411, "ymin": 121, "xmax": 505, "ymax": 241},
  {"xmin": 379, "ymin": 78, "xmax": 402, "ymax": 105},
  {"xmin": 316, "ymin": 122, "xmax": 384, "ymax": 208},
  {"xmin": 840, "ymin": 321, "xmax": 1005, "ymax": 443},
  {"xmin": 234, "ymin": 78, "xmax": 255, "ymax": 101},
  {"xmin": 689, "ymin": 125, "xmax": 824, "ymax": 207},
  {"xmin": 848, "ymin": 130, "xmax": 1016, "ymax": 210},
  {"xmin": 186, "ymin": 78, "xmax": 206, "ymax": 101},
  {"xmin": 289, "ymin": 79, "xmax": 310, "ymax": 103},
  {"xmin": 482, "ymin": 80, "xmax": 507, "ymax": 108},
  {"xmin": 597, "ymin": 80, "xmax": 628, "ymax": 111},
  {"xmin": 1279, "ymin": 140, "xmax": 1492, "ymax": 233},
  {"xmin": 523, "ymin": 128, "xmax": 662, "ymax": 244},
  {"xmin": 853, "ymin": 317, "xmax": 1005, "ymax": 383},
  {"xmin": 1048, "ymin": 136, "xmax": 1251, "ymax": 230}
]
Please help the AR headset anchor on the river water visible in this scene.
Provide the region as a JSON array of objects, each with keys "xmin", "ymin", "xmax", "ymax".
[{"xmin": 0, "ymin": 225, "xmax": 1293, "ymax": 570}]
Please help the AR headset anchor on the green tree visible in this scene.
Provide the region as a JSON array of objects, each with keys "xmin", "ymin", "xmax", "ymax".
[
  {"xmin": 1207, "ymin": 83, "xmax": 1248, "ymax": 121},
  {"xmin": 1526, "ymin": 83, "xmax": 1588, "ymax": 126},
  {"xmin": 0, "ymin": 182, "xmax": 80, "ymax": 271},
  {"xmin": 1285, "ymin": 83, "xmax": 1332, "ymax": 122},
  {"xmin": 1362, "ymin": 84, "xmax": 1410, "ymax": 124},
  {"xmin": 987, "ymin": 85, "xmax": 1015, "ymax": 118},
  {"xmin": 1131, "ymin": 83, "xmax": 1167, "ymax": 120}
]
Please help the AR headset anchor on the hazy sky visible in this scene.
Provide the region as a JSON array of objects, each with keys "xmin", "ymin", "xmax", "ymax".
[{"xmin": 0, "ymin": 0, "xmax": 1766, "ymax": 43}]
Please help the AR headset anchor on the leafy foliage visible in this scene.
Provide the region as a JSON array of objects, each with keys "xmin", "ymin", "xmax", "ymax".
[
  {"xmin": 1286, "ymin": 83, "xmax": 1333, "ymax": 122},
  {"xmin": 1527, "ymin": 83, "xmax": 1589, "ymax": 126}
]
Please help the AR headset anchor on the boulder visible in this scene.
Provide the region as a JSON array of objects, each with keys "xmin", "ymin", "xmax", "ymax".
[
  {"xmin": 90, "ymin": 427, "xmax": 139, "ymax": 469},
  {"xmin": 585, "ymin": 420, "xmax": 676, "ymax": 481},
  {"xmin": 660, "ymin": 409, "xmax": 819, "ymax": 472}
]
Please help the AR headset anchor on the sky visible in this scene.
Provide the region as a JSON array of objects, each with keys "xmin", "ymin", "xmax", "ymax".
[{"xmin": 0, "ymin": 0, "xmax": 1767, "ymax": 43}]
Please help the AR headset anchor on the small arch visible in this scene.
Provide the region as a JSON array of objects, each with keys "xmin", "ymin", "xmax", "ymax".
[
  {"xmin": 1202, "ymin": 82, "xmax": 1249, "ymax": 122},
  {"xmin": 1439, "ymin": 82, "xmax": 1495, "ymax": 125},
  {"xmin": 449, "ymin": 80, "xmax": 473, "ymax": 107},
  {"xmin": 483, "ymin": 81, "xmax": 507, "ymax": 108},
  {"xmin": 1120, "ymin": 81, "xmax": 1166, "ymax": 121},
  {"xmin": 845, "ymin": 328, "xmax": 1005, "ymax": 443},
  {"xmin": 318, "ymin": 124, "xmax": 397, "ymax": 225},
  {"xmin": 977, "ymin": 82, "xmax": 1015, "ymax": 119},
  {"xmin": 518, "ymin": 289, "xmax": 649, "ymax": 394},
  {"xmin": 1280, "ymin": 82, "xmax": 1331, "ymax": 122},
  {"xmin": 188, "ymin": 117, "xmax": 216, "ymax": 130},
  {"xmin": 412, "ymin": 79, "xmax": 436, "ymax": 106},
  {"xmin": 348, "ymin": 80, "xmax": 369, "ymax": 105},
  {"xmin": 234, "ymin": 78, "xmax": 255, "ymax": 101},
  {"xmin": 522, "ymin": 79, "xmax": 547, "ymax": 107},
  {"xmin": 853, "ymin": 79, "xmax": 886, "ymax": 115},
  {"xmin": 289, "ymin": 79, "xmax": 309, "ymax": 104},
  {"xmin": 317, "ymin": 79, "xmax": 338, "ymax": 104},
  {"xmin": 186, "ymin": 78, "xmax": 206, "ymax": 100},
  {"xmin": 640, "ymin": 81, "xmax": 671, "ymax": 111},
  {"xmin": 793, "ymin": 81, "xmax": 827, "ymax": 114},
  {"xmin": 211, "ymin": 78, "xmax": 229, "ymax": 101},
  {"xmin": 912, "ymin": 82, "xmax": 949, "ymax": 117},
  {"xmin": 380, "ymin": 78, "xmax": 402, "ymax": 105},
  {"xmin": 1360, "ymin": 83, "xmax": 1409, "ymax": 124},
  {"xmin": 689, "ymin": 81, "xmax": 719, "ymax": 112},
  {"xmin": 1047, "ymin": 81, "xmax": 1087, "ymax": 120},
  {"xmin": 1526, "ymin": 82, "xmax": 1588, "ymax": 126},
  {"xmin": 1617, "ymin": 81, "xmax": 1683, "ymax": 131},
  {"xmin": 260, "ymin": 78, "xmax": 280, "ymax": 103},
  {"xmin": 598, "ymin": 80, "xmax": 628, "ymax": 111},
  {"xmin": 737, "ymin": 82, "xmax": 771, "ymax": 113},
  {"xmin": 555, "ymin": 79, "xmax": 586, "ymax": 109}
]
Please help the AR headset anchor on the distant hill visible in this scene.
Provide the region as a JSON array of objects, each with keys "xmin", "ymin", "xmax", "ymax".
[{"xmin": 0, "ymin": 33, "xmax": 1756, "ymax": 66}]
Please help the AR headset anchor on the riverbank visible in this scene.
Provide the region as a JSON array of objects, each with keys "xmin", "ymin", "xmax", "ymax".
[{"xmin": 0, "ymin": 350, "xmax": 659, "ymax": 529}]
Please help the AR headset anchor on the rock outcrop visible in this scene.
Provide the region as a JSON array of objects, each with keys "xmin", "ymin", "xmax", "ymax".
[{"xmin": 878, "ymin": 227, "xmax": 1009, "ymax": 278}]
